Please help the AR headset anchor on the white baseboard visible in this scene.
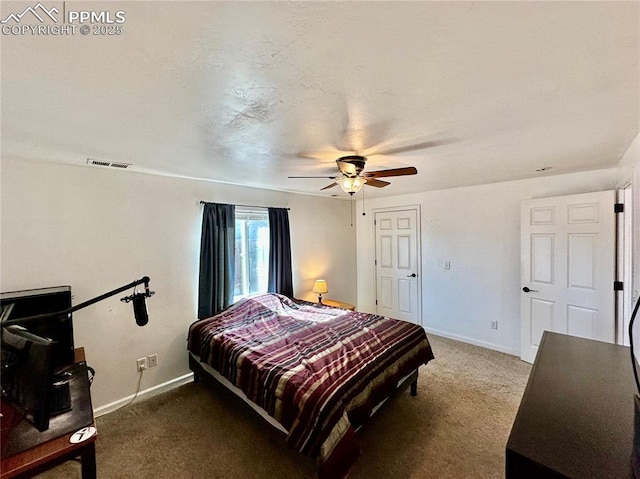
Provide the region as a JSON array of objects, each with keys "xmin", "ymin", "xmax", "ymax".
[
  {"xmin": 94, "ymin": 372, "xmax": 194, "ymax": 417},
  {"xmin": 423, "ymin": 326, "xmax": 520, "ymax": 357}
]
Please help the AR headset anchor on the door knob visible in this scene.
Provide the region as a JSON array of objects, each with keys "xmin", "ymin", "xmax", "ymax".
[
  {"xmin": 407, "ymin": 273, "xmax": 417, "ymax": 277},
  {"xmin": 522, "ymin": 287, "xmax": 538, "ymax": 293}
]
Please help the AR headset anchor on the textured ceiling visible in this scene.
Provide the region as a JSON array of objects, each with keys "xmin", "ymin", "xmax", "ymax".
[{"xmin": 1, "ymin": 1, "xmax": 638, "ymax": 198}]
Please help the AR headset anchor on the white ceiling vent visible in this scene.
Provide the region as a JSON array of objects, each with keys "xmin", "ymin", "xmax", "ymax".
[{"xmin": 86, "ymin": 158, "xmax": 132, "ymax": 169}]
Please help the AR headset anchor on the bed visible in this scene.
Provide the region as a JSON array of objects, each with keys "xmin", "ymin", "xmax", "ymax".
[{"xmin": 187, "ymin": 293, "xmax": 434, "ymax": 478}]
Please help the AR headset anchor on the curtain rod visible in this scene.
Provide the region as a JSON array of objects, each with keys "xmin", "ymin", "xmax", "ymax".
[{"xmin": 199, "ymin": 201, "xmax": 290, "ymax": 211}]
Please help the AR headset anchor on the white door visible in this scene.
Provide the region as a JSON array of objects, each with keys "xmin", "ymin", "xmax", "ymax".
[
  {"xmin": 618, "ymin": 184, "xmax": 634, "ymax": 346},
  {"xmin": 375, "ymin": 208, "xmax": 420, "ymax": 325},
  {"xmin": 520, "ymin": 190, "xmax": 616, "ymax": 363}
]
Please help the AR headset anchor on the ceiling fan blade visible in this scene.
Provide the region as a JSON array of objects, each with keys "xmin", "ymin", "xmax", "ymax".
[
  {"xmin": 321, "ymin": 182, "xmax": 338, "ymax": 190},
  {"xmin": 364, "ymin": 178, "xmax": 391, "ymax": 188},
  {"xmin": 297, "ymin": 151, "xmax": 345, "ymax": 162},
  {"xmin": 336, "ymin": 160, "xmax": 358, "ymax": 176},
  {"xmin": 367, "ymin": 139, "xmax": 455, "ymax": 157},
  {"xmin": 364, "ymin": 167, "xmax": 417, "ymax": 178},
  {"xmin": 335, "ymin": 121, "xmax": 392, "ymax": 153},
  {"xmin": 288, "ymin": 176, "xmax": 337, "ymax": 179}
]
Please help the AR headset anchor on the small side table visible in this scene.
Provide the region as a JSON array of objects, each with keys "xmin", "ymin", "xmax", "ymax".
[
  {"xmin": 320, "ymin": 299, "xmax": 355, "ymax": 311},
  {"xmin": 1, "ymin": 348, "xmax": 97, "ymax": 479}
]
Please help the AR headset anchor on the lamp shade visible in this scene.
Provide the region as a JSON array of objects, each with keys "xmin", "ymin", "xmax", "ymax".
[
  {"xmin": 312, "ymin": 279, "xmax": 328, "ymax": 294},
  {"xmin": 336, "ymin": 176, "xmax": 365, "ymax": 195}
]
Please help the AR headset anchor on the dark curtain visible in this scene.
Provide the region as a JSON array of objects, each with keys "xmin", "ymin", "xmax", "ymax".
[
  {"xmin": 198, "ymin": 203, "xmax": 235, "ymax": 319},
  {"xmin": 267, "ymin": 208, "xmax": 294, "ymax": 298}
]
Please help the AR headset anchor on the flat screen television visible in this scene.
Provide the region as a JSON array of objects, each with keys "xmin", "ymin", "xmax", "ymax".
[
  {"xmin": 0, "ymin": 286, "xmax": 73, "ymax": 370},
  {"xmin": 1, "ymin": 322, "xmax": 56, "ymax": 432}
]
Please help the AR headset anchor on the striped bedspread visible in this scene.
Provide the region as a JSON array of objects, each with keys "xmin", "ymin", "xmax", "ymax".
[{"xmin": 188, "ymin": 293, "xmax": 434, "ymax": 478}]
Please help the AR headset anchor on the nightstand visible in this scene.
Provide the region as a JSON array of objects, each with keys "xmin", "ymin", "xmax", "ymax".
[{"xmin": 320, "ymin": 299, "xmax": 355, "ymax": 311}]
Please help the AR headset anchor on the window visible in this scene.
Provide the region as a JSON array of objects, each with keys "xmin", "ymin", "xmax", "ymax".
[{"xmin": 234, "ymin": 209, "xmax": 270, "ymax": 302}]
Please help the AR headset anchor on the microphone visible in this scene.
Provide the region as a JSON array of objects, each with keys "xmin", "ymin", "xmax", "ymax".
[
  {"xmin": 120, "ymin": 282, "xmax": 154, "ymax": 326},
  {"xmin": 132, "ymin": 293, "xmax": 149, "ymax": 326}
]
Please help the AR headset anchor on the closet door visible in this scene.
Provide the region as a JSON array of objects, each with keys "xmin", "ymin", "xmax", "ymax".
[{"xmin": 375, "ymin": 208, "xmax": 421, "ymax": 325}]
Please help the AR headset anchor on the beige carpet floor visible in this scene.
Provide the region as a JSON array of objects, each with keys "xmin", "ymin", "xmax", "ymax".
[{"xmin": 36, "ymin": 335, "xmax": 531, "ymax": 479}]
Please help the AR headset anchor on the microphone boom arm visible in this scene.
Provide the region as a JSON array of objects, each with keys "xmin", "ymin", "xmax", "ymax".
[{"xmin": 2, "ymin": 276, "xmax": 152, "ymax": 327}]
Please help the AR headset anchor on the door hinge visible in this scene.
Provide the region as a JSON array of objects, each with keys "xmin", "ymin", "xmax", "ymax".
[
  {"xmin": 614, "ymin": 203, "xmax": 624, "ymax": 213},
  {"xmin": 374, "ymin": 219, "xmax": 377, "ymax": 226},
  {"xmin": 375, "ymin": 299, "xmax": 378, "ymax": 305},
  {"xmin": 374, "ymin": 259, "xmax": 377, "ymax": 266},
  {"xmin": 614, "ymin": 281, "xmax": 624, "ymax": 291}
]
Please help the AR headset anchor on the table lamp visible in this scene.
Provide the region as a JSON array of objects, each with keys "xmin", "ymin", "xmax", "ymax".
[{"xmin": 312, "ymin": 279, "xmax": 328, "ymax": 304}]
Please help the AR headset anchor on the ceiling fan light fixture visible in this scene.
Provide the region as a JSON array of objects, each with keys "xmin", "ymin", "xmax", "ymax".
[{"xmin": 337, "ymin": 176, "xmax": 366, "ymax": 195}]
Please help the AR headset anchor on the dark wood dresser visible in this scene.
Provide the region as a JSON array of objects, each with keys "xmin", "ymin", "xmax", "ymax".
[{"xmin": 506, "ymin": 331, "xmax": 635, "ymax": 478}]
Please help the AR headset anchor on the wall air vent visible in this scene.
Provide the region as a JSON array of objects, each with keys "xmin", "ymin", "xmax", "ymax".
[{"xmin": 86, "ymin": 158, "xmax": 132, "ymax": 169}]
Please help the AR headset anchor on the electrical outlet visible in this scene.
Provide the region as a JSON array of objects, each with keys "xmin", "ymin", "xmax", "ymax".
[
  {"xmin": 148, "ymin": 353, "xmax": 158, "ymax": 368},
  {"xmin": 137, "ymin": 357, "xmax": 147, "ymax": 371},
  {"xmin": 490, "ymin": 321, "xmax": 498, "ymax": 330}
]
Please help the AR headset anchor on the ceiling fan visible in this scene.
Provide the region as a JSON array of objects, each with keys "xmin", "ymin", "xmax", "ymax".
[
  {"xmin": 288, "ymin": 137, "xmax": 452, "ymax": 194},
  {"xmin": 287, "ymin": 111, "xmax": 456, "ymax": 194},
  {"xmin": 289, "ymin": 155, "xmax": 417, "ymax": 195}
]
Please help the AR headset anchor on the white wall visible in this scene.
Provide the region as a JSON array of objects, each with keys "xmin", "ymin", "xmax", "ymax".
[
  {"xmin": 0, "ymin": 158, "xmax": 357, "ymax": 410},
  {"xmin": 356, "ymin": 168, "xmax": 618, "ymax": 356}
]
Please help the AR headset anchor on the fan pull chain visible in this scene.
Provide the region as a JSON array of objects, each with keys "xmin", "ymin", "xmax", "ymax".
[
  {"xmin": 362, "ymin": 185, "xmax": 366, "ymax": 216},
  {"xmin": 350, "ymin": 194, "xmax": 354, "ymax": 227}
]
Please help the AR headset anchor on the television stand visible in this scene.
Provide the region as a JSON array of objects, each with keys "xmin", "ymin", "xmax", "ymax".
[{"xmin": 1, "ymin": 348, "xmax": 97, "ymax": 479}]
